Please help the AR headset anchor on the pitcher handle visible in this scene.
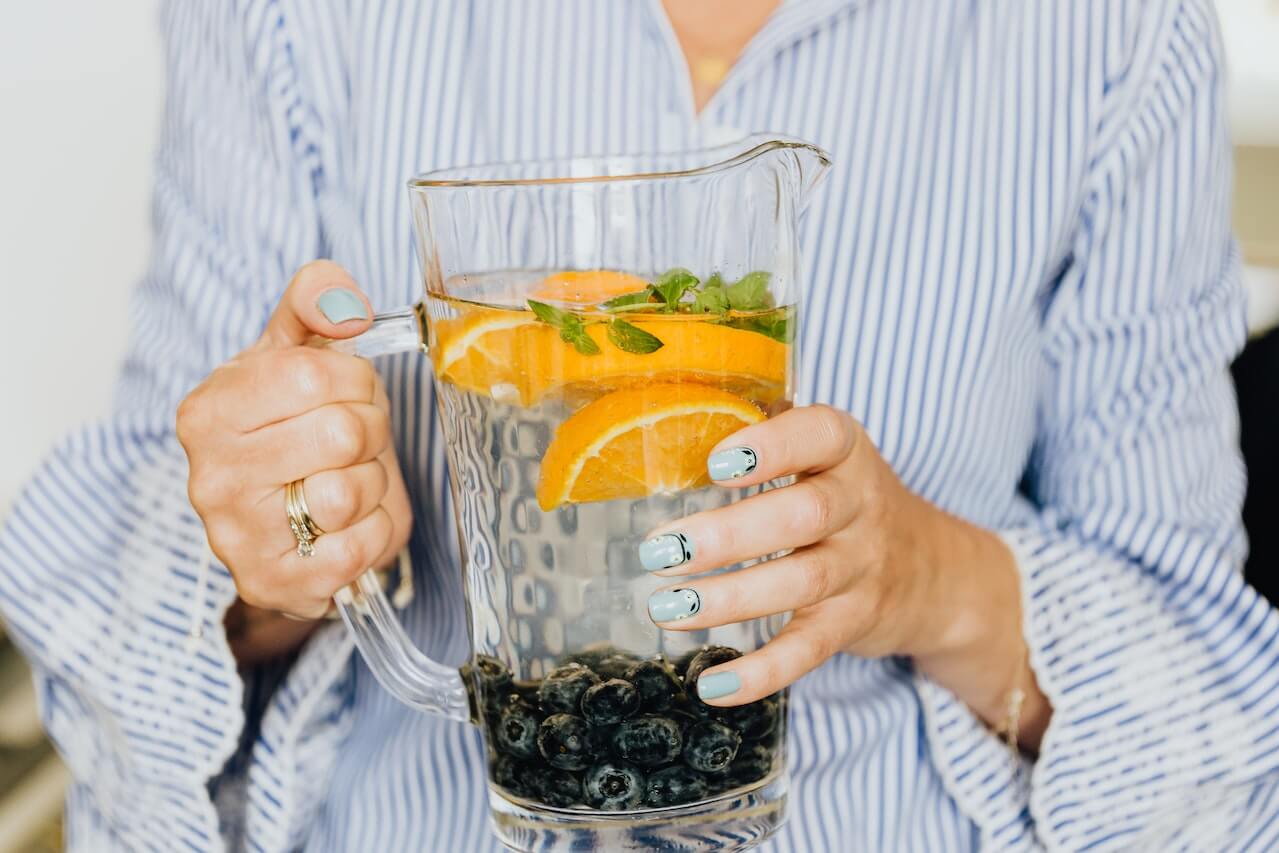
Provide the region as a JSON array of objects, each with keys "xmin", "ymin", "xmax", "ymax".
[{"xmin": 320, "ymin": 304, "xmax": 471, "ymax": 723}]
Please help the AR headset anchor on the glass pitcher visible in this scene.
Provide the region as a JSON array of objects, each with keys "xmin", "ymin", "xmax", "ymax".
[{"xmin": 328, "ymin": 134, "xmax": 831, "ymax": 852}]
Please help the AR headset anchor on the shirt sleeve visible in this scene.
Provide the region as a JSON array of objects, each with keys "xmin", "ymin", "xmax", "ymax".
[
  {"xmin": 0, "ymin": 3, "xmax": 334, "ymax": 848},
  {"xmin": 916, "ymin": 3, "xmax": 1279, "ymax": 850}
]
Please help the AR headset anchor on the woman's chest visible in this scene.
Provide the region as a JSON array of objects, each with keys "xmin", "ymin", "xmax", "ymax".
[{"xmin": 317, "ymin": 0, "xmax": 1096, "ymax": 518}]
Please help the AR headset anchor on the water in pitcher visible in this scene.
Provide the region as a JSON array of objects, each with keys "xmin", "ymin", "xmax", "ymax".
[{"xmin": 425, "ymin": 269, "xmax": 794, "ymax": 812}]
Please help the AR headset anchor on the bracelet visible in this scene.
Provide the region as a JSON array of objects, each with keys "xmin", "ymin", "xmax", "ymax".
[
  {"xmin": 993, "ymin": 650, "xmax": 1028, "ymax": 775},
  {"xmin": 994, "ymin": 685, "xmax": 1025, "ymax": 764}
]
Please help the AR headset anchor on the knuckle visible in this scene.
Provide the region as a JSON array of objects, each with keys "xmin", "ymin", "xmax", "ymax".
[
  {"xmin": 799, "ymin": 552, "xmax": 835, "ymax": 602},
  {"xmin": 319, "ymin": 405, "xmax": 367, "ymax": 463},
  {"xmin": 332, "ymin": 526, "xmax": 373, "ymax": 574},
  {"xmin": 285, "ymin": 349, "xmax": 332, "ymax": 402},
  {"xmin": 175, "ymin": 393, "xmax": 202, "ymax": 444},
  {"xmin": 314, "ymin": 474, "xmax": 362, "ymax": 529},
  {"xmin": 234, "ymin": 570, "xmax": 276, "ymax": 610},
  {"xmin": 791, "ymin": 481, "xmax": 834, "ymax": 536},
  {"xmin": 187, "ymin": 466, "xmax": 230, "ymax": 510},
  {"xmin": 812, "ymin": 404, "xmax": 854, "ymax": 454}
]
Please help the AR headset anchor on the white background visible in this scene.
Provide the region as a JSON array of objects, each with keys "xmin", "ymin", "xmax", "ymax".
[{"xmin": 0, "ymin": 1, "xmax": 1276, "ymax": 512}]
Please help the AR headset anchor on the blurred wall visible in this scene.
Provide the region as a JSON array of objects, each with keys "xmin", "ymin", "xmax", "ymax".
[{"xmin": 0, "ymin": 2, "xmax": 161, "ymax": 512}]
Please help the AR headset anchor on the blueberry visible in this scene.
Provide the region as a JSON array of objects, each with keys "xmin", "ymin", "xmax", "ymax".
[
  {"xmin": 588, "ymin": 723, "xmax": 619, "ymax": 758},
  {"xmin": 492, "ymin": 754, "xmax": 532, "ymax": 798},
  {"xmin": 673, "ymin": 649, "xmax": 703, "ymax": 678},
  {"xmin": 537, "ymin": 663, "xmax": 601, "ymax": 715},
  {"xmin": 461, "ymin": 654, "xmax": 514, "ymax": 719},
  {"xmin": 512, "ymin": 678, "xmax": 541, "ymax": 705},
  {"xmin": 712, "ymin": 697, "xmax": 779, "ymax": 741},
  {"xmin": 528, "ymin": 765, "xmax": 583, "ymax": 808},
  {"xmin": 722, "ymin": 742, "xmax": 774, "ymax": 786},
  {"xmin": 581, "ymin": 679, "xmax": 640, "ymax": 726},
  {"xmin": 683, "ymin": 719, "xmax": 741, "ymax": 773},
  {"xmin": 612, "ymin": 716, "xmax": 683, "ymax": 767},
  {"xmin": 538, "ymin": 713, "xmax": 592, "ymax": 770},
  {"xmin": 682, "ymin": 647, "xmax": 741, "ymax": 709},
  {"xmin": 625, "ymin": 659, "xmax": 683, "ymax": 713},
  {"xmin": 644, "ymin": 765, "xmax": 710, "ymax": 807},
  {"xmin": 559, "ymin": 645, "xmax": 623, "ymax": 671},
  {"xmin": 584, "ymin": 761, "xmax": 645, "ymax": 810},
  {"xmin": 595, "ymin": 653, "xmax": 641, "ymax": 681},
  {"xmin": 495, "ymin": 698, "xmax": 542, "ymax": 759}
]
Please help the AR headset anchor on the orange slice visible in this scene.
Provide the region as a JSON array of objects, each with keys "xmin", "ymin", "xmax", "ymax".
[
  {"xmin": 531, "ymin": 270, "xmax": 650, "ymax": 305},
  {"xmin": 431, "ymin": 307, "xmax": 542, "ymax": 401},
  {"xmin": 432, "ymin": 304, "xmax": 791, "ymax": 406},
  {"xmin": 536, "ymin": 383, "xmax": 765, "ymax": 510},
  {"xmin": 536, "ymin": 317, "xmax": 788, "ymax": 405}
]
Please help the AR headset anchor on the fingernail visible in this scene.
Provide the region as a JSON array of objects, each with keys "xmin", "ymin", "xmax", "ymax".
[
  {"xmin": 639, "ymin": 533, "xmax": 694, "ymax": 572},
  {"xmin": 648, "ymin": 588, "xmax": 701, "ymax": 623},
  {"xmin": 697, "ymin": 671, "xmax": 741, "ymax": 701},
  {"xmin": 708, "ymin": 447, "xmax": 757, "ymax": 481},
  {"xmin": 317, "ymin": 288, "xmax": 369, "ymax": 324}
]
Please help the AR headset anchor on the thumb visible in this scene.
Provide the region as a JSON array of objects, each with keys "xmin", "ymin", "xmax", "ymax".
[{"xmin": 256, "ymin": 260, "xmax": 374, "ymax": 350}]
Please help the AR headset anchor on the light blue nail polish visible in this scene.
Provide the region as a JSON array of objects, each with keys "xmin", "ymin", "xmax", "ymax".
[
  {"xmin": 648, "ymin": 588, "xmax": 701, "ymax": 622},
  {"xmin": 639, "ymin": 533, "xmax": 694, "ymax": 572},
  {"xmin": 707, "ymin": 446, "xmax": 758, "ymax": 481},
  {"xmin": 697, "ymin": 671, "xmax": 741, "ymax": 701},
  {"xmin": 317, "ymin": 288, "xmax": 369, "ymax": 324}
]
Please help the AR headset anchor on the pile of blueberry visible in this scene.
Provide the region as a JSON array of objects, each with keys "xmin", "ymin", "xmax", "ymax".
[{"xmin": 462, "ymin": 645, "xmax": 782, "ymax": 811}]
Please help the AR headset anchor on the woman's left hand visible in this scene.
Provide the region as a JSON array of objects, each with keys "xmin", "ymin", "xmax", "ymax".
[{"xmin": 642, "ymin": 404, "xmax": 1049, "ymax": 743}]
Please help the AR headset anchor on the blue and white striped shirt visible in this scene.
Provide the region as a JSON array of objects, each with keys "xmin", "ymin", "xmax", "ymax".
[{"xmin": 3, "ymin": 1, "xmax": 1278, "ymax": 850}]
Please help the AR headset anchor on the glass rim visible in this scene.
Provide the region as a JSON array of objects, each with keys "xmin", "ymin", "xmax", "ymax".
[{"xmin": 406, "ymin": 134, "xmax": 830, "ymax": 189}]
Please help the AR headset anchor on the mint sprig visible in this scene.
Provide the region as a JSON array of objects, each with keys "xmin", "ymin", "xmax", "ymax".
[
  {"xmin": 725, "ymin": 271, "xmax": 774, "ymax": 311},
  {"xmin": 607, "ymin": 319, "xmax": 664, "ymax": 354},
  {"xmin": 650, "ymin": 268, "xmax": 699, "ymax": 310},
  {"xmin": 529, "ymin": 268, "xmax": 785, "ymax": 353},
  {"xmin": 527, "ymin": 299, "xmax": 601, "ymax": 356}
]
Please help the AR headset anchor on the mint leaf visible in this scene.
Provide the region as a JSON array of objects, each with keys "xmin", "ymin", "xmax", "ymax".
[
  {"xmin": 528, "ymin": 299, "xmax": 573, "ymax": 326},
  {"xmin": 560, "ymin": 320, "xmax": 601, "ymax": 355},
  {"xmin": 726, "ymin": 271, "xmax": 774, "ymax": 311},
  {"xmin": 692, "ymin": 284, "xmax": 730, "ymax": 314},
  {"xmin": 652, "ymin": 268, "xmax": 700, "ymax": 309},
  {"xmin": 600, "ymin": 290, "xmax": 656, "ymax": 311},
  {"xmin": 607, "ymin": 319, "xmax": 664, "ymax": 354},
  {"xmin": 528, "ymin": 299, "xmax": 600, "ymax": 355},
  {"xmin": 722, "ymin": 307, "xmax": 792, "ymax": 344},
  {"xmin": 703, "ymin": 272, "xmax": 726, "ymax": 290}
]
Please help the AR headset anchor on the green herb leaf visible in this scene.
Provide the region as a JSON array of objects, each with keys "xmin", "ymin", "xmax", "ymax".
[
  {"xmin": 607, "ymin": 319, "xmax": 664, "ymax": 354},
  {"xmin": 560, "ymin": 321, "xmax": 601, "ymax": 355},
  {"xmin": 692, "ymin": 284, "xmax": 730, "ymax": 314},
  {"xmin": 703, "ymin": 272, "xmax": 726, "ymax": 290},
  {"xmin": 651, "ymin": 268, "xmax": 700, "ymax": 309},
  {"xmin": 528, "ymin": 299, "xmax": 572, "ymax": 326},
  {"xmin": 726, "ymin": 271, "xmax": 774, "ymax": 311},
  {"xmin": 722, "ymin": 308, "xmax": 792, "ymax": 344},
  {"xmin": 528, "ymin": 299, "xmax": 601, "ymax": 355},
  {"xmin": 600, "ymin": 291, "xmax": 656, "ymax": 311}
]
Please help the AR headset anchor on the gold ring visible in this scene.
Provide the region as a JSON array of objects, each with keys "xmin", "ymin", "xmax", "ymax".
[{"xmin": 285, "ymin": 479, "xmax": 325, "ymax": 558}]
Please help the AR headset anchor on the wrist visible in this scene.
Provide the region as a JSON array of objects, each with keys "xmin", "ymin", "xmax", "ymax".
[{"xmin": 906, "ymin": 506, "xmax": 1025, "ymax": 720}]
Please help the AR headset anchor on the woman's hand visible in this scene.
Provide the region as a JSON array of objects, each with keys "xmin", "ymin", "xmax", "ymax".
[
  {"xmin": 642, "ymin": 404, "xmax": 1051, "ymax": 748},
  {"xmin": 177, "ymin": 262, "xmax": 413, "ymax": 653}
]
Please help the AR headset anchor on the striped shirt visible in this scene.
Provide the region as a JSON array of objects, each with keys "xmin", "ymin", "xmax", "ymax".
[{"xmin": 2, "ymin": 0, "xmax": 1278, "ymax": 850}]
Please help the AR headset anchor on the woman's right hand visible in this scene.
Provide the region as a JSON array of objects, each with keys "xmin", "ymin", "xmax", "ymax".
[{"xmin": 177, "ymin": 261, "xmax": 414, "ymax": 636}]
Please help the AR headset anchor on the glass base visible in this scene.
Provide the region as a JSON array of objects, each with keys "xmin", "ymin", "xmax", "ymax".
[{"xmin": 489, "ymin": 772, "xmax": 788, "ymax": 852}]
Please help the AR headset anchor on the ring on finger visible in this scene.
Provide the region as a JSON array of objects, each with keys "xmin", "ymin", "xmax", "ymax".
[{"xmin": 285, "ymin": 478, "xmax": 325, "ymax": 557}]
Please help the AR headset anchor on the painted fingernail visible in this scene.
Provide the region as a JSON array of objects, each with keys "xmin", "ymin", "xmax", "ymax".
[
  {"xmin": 639, "ymin": 533, "xmax": 694, "ymax": 572},
  {"xmin": 316, "ymin": 288, "xmax": 369, "ymax": 324},
  {"xmin": 697, "ymin": 671, "xmax": 741, "ymax": 701},
  {"xmin": 648, "ymin": 588, "xmax": 701, "ymax": 623},
  {"xmin": 707, "ymin": 447, "xmax": 758, "ymax": 481}
]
